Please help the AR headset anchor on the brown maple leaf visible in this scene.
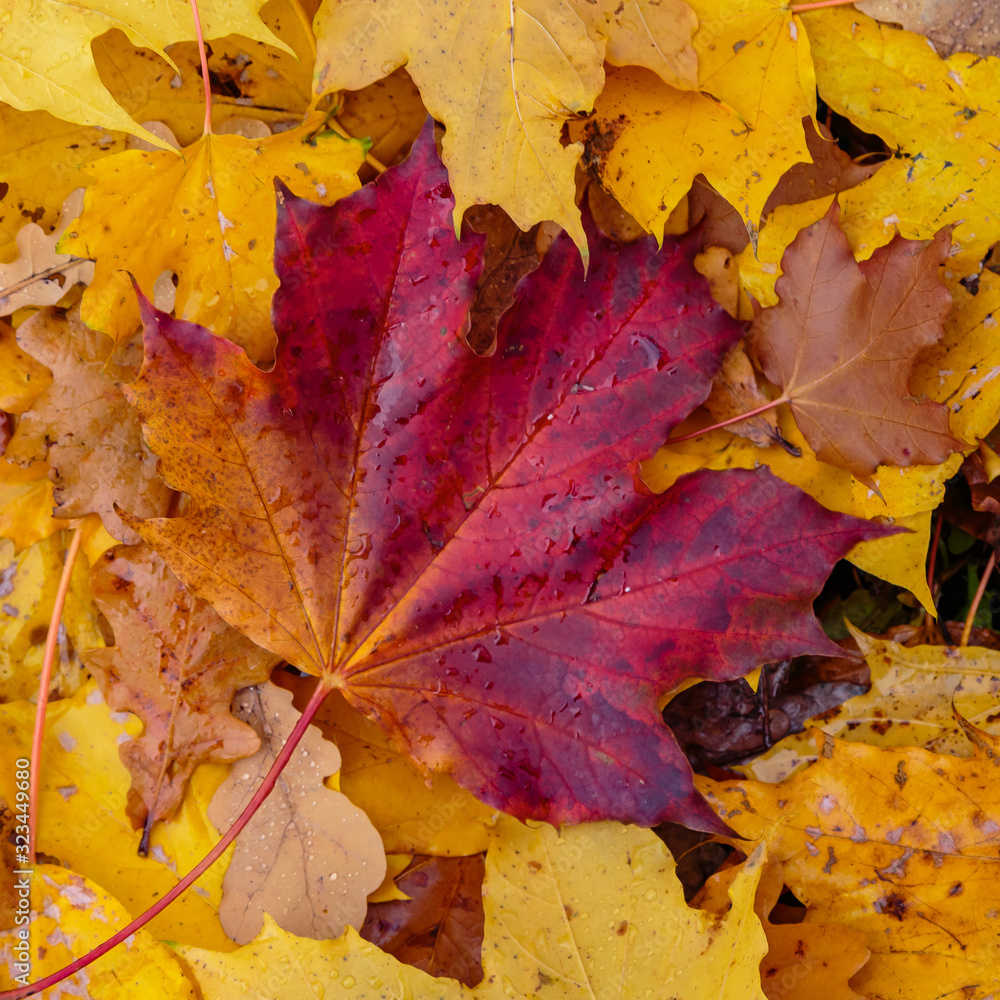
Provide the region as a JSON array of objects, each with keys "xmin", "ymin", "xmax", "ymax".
[
  {"xmin": 703, "ymin": 341, "xmax": 798, "ymax": 453},
  {"xmin": 4, "ymin": 305, "xmax": 174, "ymax": 542},
  {"xmin": 749, "ymin": 202, "xmax": 962, "ymax": 485},
  {"xmin": 82, "ymin": 544, "xmax": 279, "ymax": 843}
]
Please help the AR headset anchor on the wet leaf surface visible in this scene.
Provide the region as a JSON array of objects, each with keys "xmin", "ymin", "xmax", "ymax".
[{"xmin": 122, "ymin": 123, "xmax": 892, "ymax": 831}]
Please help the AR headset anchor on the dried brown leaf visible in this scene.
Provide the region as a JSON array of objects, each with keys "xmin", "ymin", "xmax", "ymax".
[
  {"xmin": 4, "ymin": 304, "xmax": 173, "ymax": 542},
  {"xmin": 82, "ymin": 543, "xmax": 278, "ymax": 833},
  {"xmin": 361, "ymin": 854, "xmax": 486, "ymax": 987},
  {"xmin": 703, "ymin": 341, "xmax": 795, "ymax": 453},
  {"xmin": 587, "ymin": 182, "xmax": 646, "ymax": 243},
  {"xmin": 749, "ymin": 202, "xmax": 961, "ymax": 484},
  {"xmin": 208, "ymin": 682, "xmax": 385, "ymax": 944},
  {"xmin": 463, "ymin": 204, "xmax": 540, "ymax": 356}
]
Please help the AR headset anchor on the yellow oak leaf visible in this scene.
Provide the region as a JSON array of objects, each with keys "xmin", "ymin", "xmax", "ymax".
[
  {"xmin": 0, "ymin": 865, "xmax": 197, "ymax": 999},
  {"xmin": 0, "ymin": 0, "xmax": 286, "ymax": 143},
  {"xmin": 0, "ymin": 681, "xmax": 234, "ymax": 950},
  {"xmin": 60, "ymin": 121, "xmax": 366, "ymax": 363},
  {"xmin": 313, "ymin": 0, "xmax": 698, "ymax": 255},
  {"xmin": 182, "ymin": 817, "xmax": 770, "ymax": 999},
  {"xmin": 0, "ymin": 458, "xmax": 68, "ymax": 553},
  {"xmin": 0, "ymin": 531, "xmax": 104, "ymax": 703},
  {"xmin": 699, "ymin": 723, "xmax": 1000, "ymax": 1000},
  {"xmin": 741, "ymin": 624, "xmax": 1000, "ymax": 782},
  {"xmin": 807, "ymin": 6, "xmax": 1000, "ymax": 273},
  {"xmin": 0, "ymin": 107, "xmax": 123, "ymax": 265},
  {"xmin": 207, "ymin": 682, "xmax": 385, "ymax": 945},
  {"xmin": 0, "ymin": 318, "xmax": 50, "ymax": 413},
  {"xmin": 309, "ymin": 688, "xmax": 496, "ymax": 857}
]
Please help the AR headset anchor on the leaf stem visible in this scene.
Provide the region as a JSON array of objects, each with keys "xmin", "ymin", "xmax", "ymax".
[
  {"xmin": 189, "ymin": 0, "xmax": 212, "ymax": 136},
  {"xmin": 331, "ymin": 116, "xmax": 388, "ymax": 174},
  {"xmin": 960, "ymin": 548, "xmax": 996, "ymax": 647},
  {"xmin": 788, "ymin": 0, "xmax": 857, "ymax": 11},
  {"xmin": 924, "ymin": 509, "xmax": 944, "ymax": 632},
  {"xmin": 2, "ymin": 679, "xmax": 334, "ymax": 1000},
  {"xmin": 666, "ymin": 396, "xmax": 789, "ymax": 445},
  {"xmin": 287, "ymin": 0, "xmax": 317, "ymax": 59},
  {"xmin": 0, "ymin": 259, "xmax": 88, "ymax": 303},
  {"xmin": 27, "ymin": 526, "xmax": 81, "ymax": 865}
]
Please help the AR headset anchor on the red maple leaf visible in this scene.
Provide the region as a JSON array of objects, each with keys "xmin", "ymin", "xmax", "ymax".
[{"xmin": 122, "ymin": 122, "xmax": 891, "ymax": 830}]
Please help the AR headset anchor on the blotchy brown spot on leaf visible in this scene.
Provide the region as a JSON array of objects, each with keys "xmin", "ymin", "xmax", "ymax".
[
  {"xmin": 208, "ymin": 682, "xmax": 385, "ymax": 944},
  {"xmin": 4, "ymin": 305, "xmax": 174, "ymax": 543},
  {"xmin": 361, "ymin": 854, "xmax": 486, "ymax": 986},
  {"xmin": 82, "ymin": 543, "xmax": 278, "ymax": 834},
  {"xmin": 750, "ymin": 202, "xmax": 962, "ymax": 485}
]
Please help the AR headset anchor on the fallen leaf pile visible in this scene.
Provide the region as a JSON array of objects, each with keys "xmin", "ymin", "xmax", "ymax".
[{"xmin": 4, "ymin": 0, "xmax": 1000, "ymax": 997}]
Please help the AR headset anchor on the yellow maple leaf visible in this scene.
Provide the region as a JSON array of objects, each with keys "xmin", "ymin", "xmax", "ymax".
[
  {"xmin": 0, "ymin": 865, "xmax": 197, "ymax": 998},
  {"xmin": 60, "ymin": 120, "xmax": 366, "ymax": 363},
  {"xmin": 0, "ymin": 107, "xmax": 122, "ymax": 265},
  {"xmin": 577, "ymin": 0, "xmax": 815, "ymax": 238},
  {"xmin": 807, "ymin": 6, "xmax": 1000, "ymax": 273},
  {"xmin": 696, "ymin": 856, "xmax": 870, "ymax": 1000},
  {"xmin": 0, "ymin": 0, "xmax": 286, "ymax": 143},
  {"xmin": 0, "ymin": 318, "xmax": 50, "ymax": 413},
  {"xmin": 182, "ymin": 817, "xmax": 770, "ymax": 999},
  {"xmin": 90, "ymin": 0, "xmax": 317, "ymax": 148},
  {"xmin": 312, "ymin": 0, "xmax": 698, "ymax": 255},
  {"xmin": 700, "ymin": 722, "xmax": 1000, "ymax": 1000},
  {"xmin": 0, "ymin": 681, "xmax": 234, "ymax": 950},
  {"xmin": 742, "ymin": 624, "xmax": 1000, "ymax": 782}
]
